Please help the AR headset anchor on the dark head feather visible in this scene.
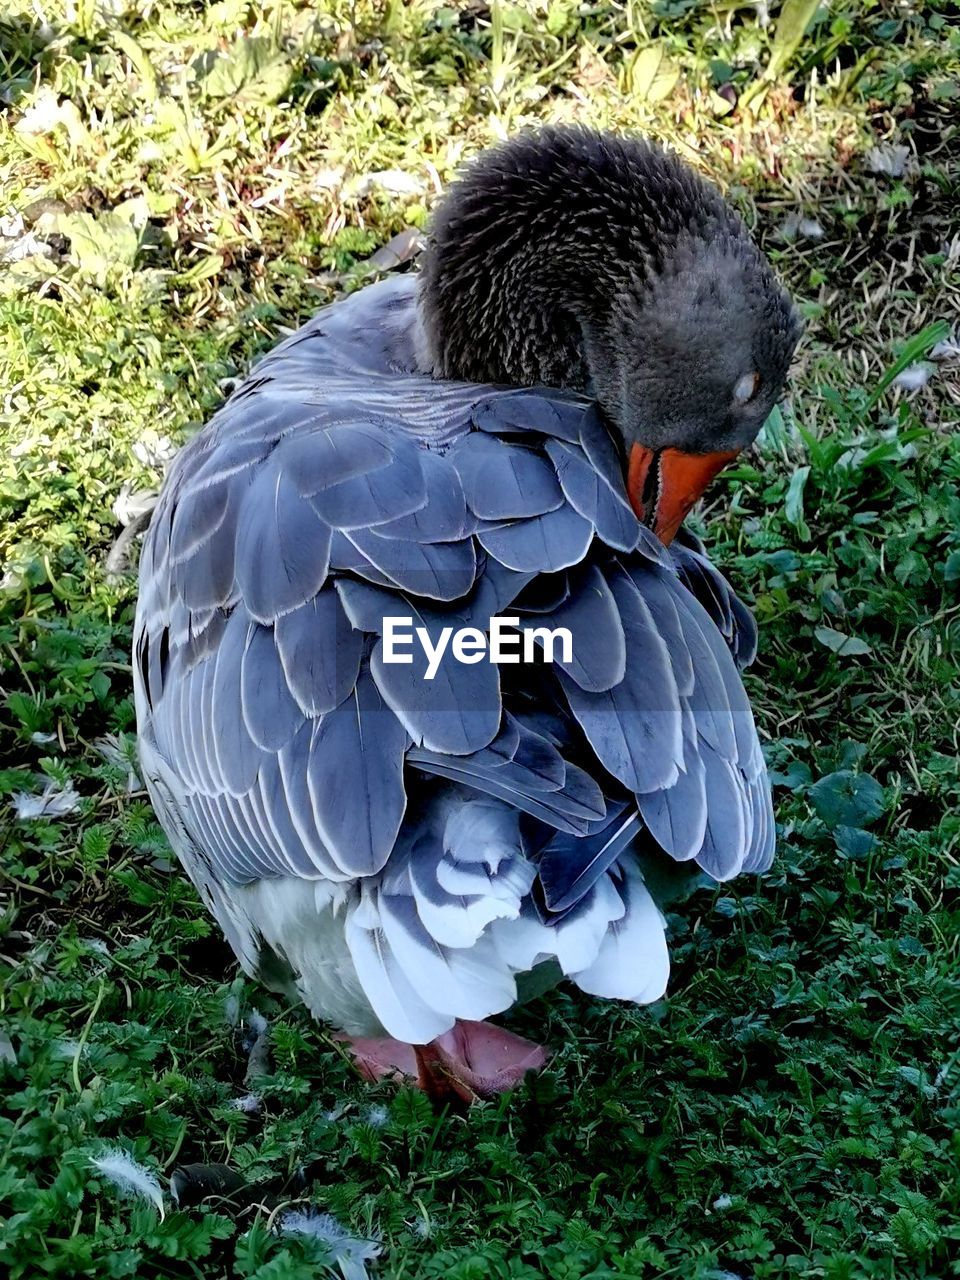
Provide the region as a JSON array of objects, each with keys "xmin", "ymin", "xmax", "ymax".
[{"xmin": 419, "ymin": 126, "xmax": 802, "ymax": 455}]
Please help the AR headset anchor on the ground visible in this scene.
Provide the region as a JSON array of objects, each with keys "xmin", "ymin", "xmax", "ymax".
[{"xmin": 1, "ymin": 2, "xmax": 959, "ymax": 1278}]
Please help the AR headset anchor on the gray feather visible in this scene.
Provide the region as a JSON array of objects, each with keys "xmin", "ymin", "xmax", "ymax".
[
  {"xmin": 328, "ymin": 531, "xmax": 398, "ymax": 588},
  {"xmin": 207, "ymin": 608, "xmax": 266, "ymax": 796},
  {"xmin": 277, "ymin": 722, "xmax": 353, "ymax": 879},
  {"xmin": 521, "ymin": 564, "xmax": 626, "ymax": 692},
  {"xmin": 234, "ymin": 464, "xmax": 333, "ymax": 623},
  {"xmin": 577, "ymin": 405, "xmax": 627, "ymax": 495},
  {"xmin": 453, "ymin": 432, "xmax": 564, "ymax": 520},
  {"xmin": 374, "ymin": 450, "xmax": 476, "ymax": 542},
  {"xmin": 560, "ymin": 569, "xmax": 683, "ymax": 795},
  {"xmin": 305, "ymin": 431, "xmax": 427, "ymax": 530},
  {"xmin": 628, "ymin": 565, "xmax": 695, "ymax": 695},
  {"xmin": 543, "ymin": 439, "xmax": 639, "ymax": 553},
  {"xmin": 637, "ymin": 744, "xmax": 708, "ymax": 861},
  {"xmin": 538, "ymin": 804, "xmax": 641, "ymax": 913},
  {"xmin": 409, "ymin": 716, "xmax": 606, "ymax": 833},
  {"xmin": 274, "ymin": 589, "xmax": 363, "ymax": 717},
  {"xmin": 306, "ymin": 671, "xmax": 409, "ymax": 876},
  {"xmin": 239, "ymin": 622, "xmax": 305, "ymax": 753},
  {"xmin": 478, "ymin": 502, "xmax": 593, "ymax": 573},
  {"xmin": 280, "ymin": 421, "xmax": 393, "ymax": 497},
  {"xmin": 343, "ymin": 526, "xmax": 477, "ymax": 601},
  {"xmin": 472, "ymin": 389, "xmax": 587, "ymax": 444},
  {"xmin": 696, "ymin": 742, "xmax": 748, "ymax": 880},
  {"xmin": 370, "ymin": 605, "xmax": 501, "ymax": 756},
  {"xmin": 256, "ymin": 754, "xmax": 338, "ymax": 878},
  {"xmin": 169, "ymin": 480, "xmax": 231, "ymax": 566}
]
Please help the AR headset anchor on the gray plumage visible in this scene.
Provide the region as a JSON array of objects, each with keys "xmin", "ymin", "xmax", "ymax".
[{"xmin": 134, "ymin": 128, "xmax": 794, "ymax": 1044}]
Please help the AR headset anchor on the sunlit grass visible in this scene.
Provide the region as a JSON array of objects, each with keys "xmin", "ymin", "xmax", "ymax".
[{"xmin": 1, "ymin": 2, "xmax": 958, "ymax": 1278}]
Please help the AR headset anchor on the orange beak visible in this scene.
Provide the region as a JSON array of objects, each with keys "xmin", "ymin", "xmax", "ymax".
[{"xmin": 627, "ymin": 444, "xmax": 741, "ymax": 545}]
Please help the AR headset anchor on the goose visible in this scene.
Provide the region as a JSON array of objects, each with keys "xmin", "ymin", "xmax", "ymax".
[{"xmin": 133, "ymin": 127, "xmax": 801, "ymax": 1101}]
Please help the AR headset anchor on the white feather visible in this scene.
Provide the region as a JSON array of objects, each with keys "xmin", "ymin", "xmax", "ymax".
[
  {"xmin": 892, "ymin": 362, "xmax": 934, "ymax": 391},
  {"xmin": 442, "ymin": 798, "xmax": 521, "ymax": 868},
  {"xmin": 365, "ymin": 1103, "xmax": 390, "ymax": 1128},
  {"xmin": 13, "ymin": 780, "xmax": 81, "ymax": 820},
  {"xmin": 231, "ymin": 878, "xmax": 376, "ymax": 1033},
  {"xmin": 491, "ymin": 872, "xmax": 626, "ymax": 977},
  {"xmin": 553, "ymin": 873, "xmax": 627, "ymax": 975},
  {"xmin": 434, "ymin": 857, "xmax": 499, "ymax": 896},
  {"xmin": 435, "ymin": 850, "xmax": 535, "ymax": 901},
  {"xmin": 280, "ymin": 1210, "xmax": 381, "ymax": 1280},
  {"xmin": 90, "ymin": 1149, "xmax": 165, "ymax": 1219},
  {"xmin": 490, "ymin": 911, "xmax": 555, "ymax": 972},
  {"xmin": 409, "ymin": 864, "xmax": 524, "ymax": 948},
  {"xmin": 379, "ymin": 893, "xmax": 517, "ymax": 1021},
  {"xmin": 344, "ymin": 888, "xmax": 452, "ymax": 1042},
  {"xmin": 571, "ymin": 862, "xmax": 669, "ymax": 1003}
]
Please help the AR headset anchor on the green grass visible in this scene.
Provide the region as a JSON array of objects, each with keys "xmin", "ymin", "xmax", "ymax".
[{"xmin": 2, "ymin": 1, "xmax": 959, "ymax": 1277}]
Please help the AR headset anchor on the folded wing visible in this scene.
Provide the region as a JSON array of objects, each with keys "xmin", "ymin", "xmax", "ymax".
[{"xmin": 134, "ymin": 275, "xmax": 773, "ymax": 1043}]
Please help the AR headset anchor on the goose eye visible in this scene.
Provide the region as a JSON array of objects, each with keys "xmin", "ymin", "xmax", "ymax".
[{"xmin": 734, "ymin": 371, "xmax": 760, "ymax": 405}]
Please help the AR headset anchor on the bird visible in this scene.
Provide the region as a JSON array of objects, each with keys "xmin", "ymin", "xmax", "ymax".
[{"xmin": 133, "ymin": 127, "xmax": 801, "ymax": 1102}]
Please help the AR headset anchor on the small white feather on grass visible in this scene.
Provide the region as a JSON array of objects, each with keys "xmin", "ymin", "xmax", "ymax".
[
  {"xmin": 364, "ymin": 1104, "xmax": 390, "ymax": 1129},
  {"xmin": 866, "ymin": 144, "xmax": 914, "ymax": 178},
  {"xmin": 280, "ymin": 1210, "xmax": 380, "ymax": 1280},
  {"xmin": 13, "ymin": 780, "xmax": 81, "ymax": 820},
  {"xmin": 779, "ymin": 212, "xmax": 825, "ymax": 242},
  {"xmin": 90, "ymin": 1149, "xmax": 165, "ymax": 1220},
  {"xmin": 93, "ymin": 733, "xmax": 142, "ymax": 792},
  {"xmin": 246, "ymin": 1009, "xmax": 269, "ymax": 1038},
  {"xmin": 930, "ymin": 337, "xmax": 960, "ymax": 362},
  {"xmin": 892, "ymin": 362, "xmax": 935, "ymax": 391}
]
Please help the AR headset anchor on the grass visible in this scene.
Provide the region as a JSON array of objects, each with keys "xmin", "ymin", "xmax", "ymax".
[{"xmin": 1, "ymin": 1, "xmax": 959, "ymax": 1277}]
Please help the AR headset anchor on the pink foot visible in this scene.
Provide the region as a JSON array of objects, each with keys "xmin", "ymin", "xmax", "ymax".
[
  {"xmin": 338, "ymin": 1034, "xmax": 418, "ymax": 1085},
  {"xmin": 339, "ymin": 1020, "xmax": 548, "ymax": 1102}
]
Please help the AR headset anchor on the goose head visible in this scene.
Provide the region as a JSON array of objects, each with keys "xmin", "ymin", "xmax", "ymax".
[{"xmin": 419, "ymin": 126, "xmax": 802, "ymax": 543}]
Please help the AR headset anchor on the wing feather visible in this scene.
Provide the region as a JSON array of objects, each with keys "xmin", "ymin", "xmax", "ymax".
[
  {"xmin": 560, "ymin": 568, "xmax": 683, "ymax": 794},
  {"xmin": 368, "ymin": 598, "xmax": 502, "ymax": 756},
  {"xmin": 520, "ymin": 564, "xmax": 626, "ymax": 692},
  {"xmin": 696, "ymin": 743, "xmax": 748, "ymax": 880},
  {"xmin": 274, "ymin": 589, "xmax": 364, "ymax": 718},
  {"xmin": 538, "ymin": 804, "xmax": 642, "ymax": 913},
  {"xmin": 306, "ymin": 670, "xmax": 409, "ymax": 877},
  {"xmin": 240, "ymin": 622, "xmax": 303, "ymax": 752},
  {"xmin": 343, "ymin": 526, "xmax": 477, "ymax": 601},
  {"xmin": 544, "ymin": 439, "xmax": 639, "ymax": 553},
  {"xmin": 478, "ymin": 503, "xmax": 593, "ymax": 573},
  {"xmin": 305, "ymin": 430, "xmax": 427, "ymax": 530},
  {"xmin": 234, "ymin": 464, "xmax": 333, "ymax": 623},
  {"xmin": 209, "ymin": 608, "xmax": 266, "ymax": 797},
  {"xmin": 135, "ymin": 273, "xmax": 776, "ymax": 1041},
  {"xmin": 277, "ymin": 723, "xmax": 350, "ymax": 880},
  {"xmin": 472, "ymin": 388, "xmax": 587, "ymax": 443},
  {"xmin": 374, "ymin": 450, "xmax": 476, "ymax": 542},
  {"xmin": 452, "ymin": 432, "xmax": 564, "ymax": 520}
]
